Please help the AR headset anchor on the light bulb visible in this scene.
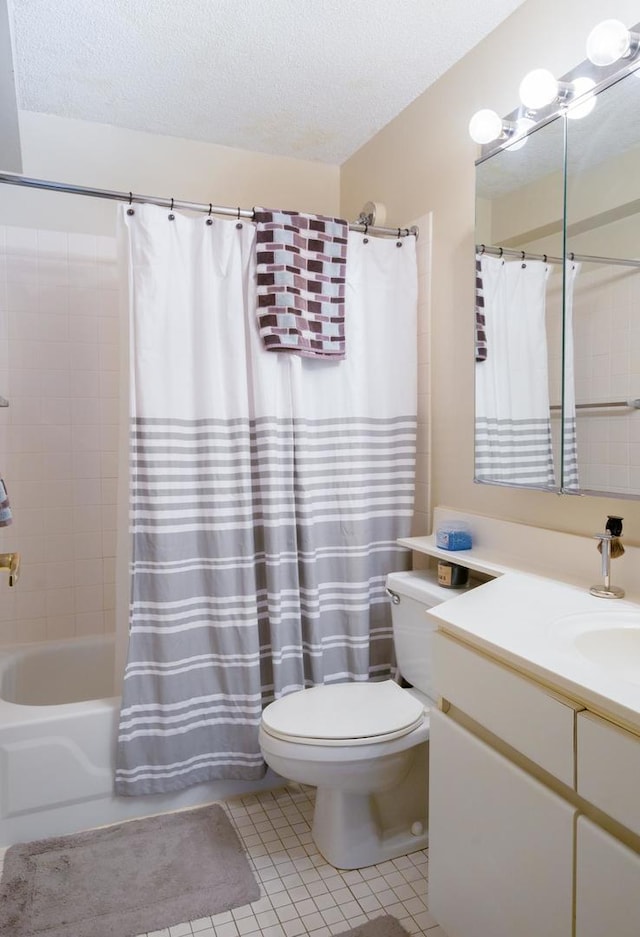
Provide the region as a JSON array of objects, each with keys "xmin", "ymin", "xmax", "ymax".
[
  {"xmin": 567, "ymin": 77, "xmax": 596, "ymax": 120},
  {"xmin": 505, "ymin": 117, "xmax": 536, "ymax": 151},
  {"xmin": 586, "ymin": 19, "xmax": 631, "ymax": 66},
  {"xmin": 519, "ymin": 68, "xmax": 559, "ymax": 109},
  {"xmin": 468, "ymin": 109, "xmax": 503, "ymax": 145}
]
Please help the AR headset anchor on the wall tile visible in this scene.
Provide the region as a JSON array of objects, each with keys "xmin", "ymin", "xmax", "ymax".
[
  {"xmin": 0, "ymin": 226, "xmax": 119, "ymax": 646},
  {"xmin": 571, "ymin": 266, "xmax": 640, "ymax": 494}
]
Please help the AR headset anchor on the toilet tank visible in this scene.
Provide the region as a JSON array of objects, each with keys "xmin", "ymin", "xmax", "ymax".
[{"xmin": 386, "ymin": 570, "xmax": 460, "ymax": 703}]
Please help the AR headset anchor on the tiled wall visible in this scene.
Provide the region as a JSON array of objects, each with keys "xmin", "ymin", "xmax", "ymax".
[
  {"xmin": 545, "ymin": 261, "xmax": 640, "ymax": 495},
  {"xmin": 0, "ymin": 225, "xmax": 119, "ymax": 645},
  {"xmin": 572, "ymin": 264, "xmax": 640, "ymax": 494}
]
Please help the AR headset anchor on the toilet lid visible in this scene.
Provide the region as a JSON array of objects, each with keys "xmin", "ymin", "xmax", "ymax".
[{"xmin": 261, "ymin": 680, "xmax": 426, "ymax": 746}]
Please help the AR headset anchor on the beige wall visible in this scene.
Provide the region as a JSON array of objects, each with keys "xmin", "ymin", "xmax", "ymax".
[
  {"xmin": 1, "ymin": 111, "xmax": 340, "ymax": 234},
  {"xmin": 341, "ymin": 0, "xmax": 640, "ymax": 542}
]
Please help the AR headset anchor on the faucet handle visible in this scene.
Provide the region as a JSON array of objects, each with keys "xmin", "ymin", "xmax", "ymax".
[{"xmin": 0, "ymin": 552, "xmax": 20, "ymax": 587}]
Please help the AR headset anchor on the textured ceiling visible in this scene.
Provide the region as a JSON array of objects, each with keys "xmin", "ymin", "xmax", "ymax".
[{"xmin": 9, "ymin": 0, "xmax": 527, "ymax": 165}]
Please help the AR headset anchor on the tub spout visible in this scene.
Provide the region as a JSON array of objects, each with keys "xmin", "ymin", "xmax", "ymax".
[{"xmin": 0, "ymin": 551, "xmax": 20, "ymax": 586}]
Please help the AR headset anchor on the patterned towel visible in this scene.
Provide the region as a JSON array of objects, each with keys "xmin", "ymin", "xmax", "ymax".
[
  {"xmin": 475, "ymin": 256, "xmax": 487, "ymax": 362},
  {"xmin": 0, "ymin": 478, "xmax": 12, "ymax": 526},
  {"xmin": 254, "ymin": 208, "xmax": 348, "ymax": 359}
]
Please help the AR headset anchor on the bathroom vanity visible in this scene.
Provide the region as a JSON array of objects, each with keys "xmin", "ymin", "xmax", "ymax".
[{"xmin": 402, "ymin": 509, "xmax": 640, "ymax": 937}]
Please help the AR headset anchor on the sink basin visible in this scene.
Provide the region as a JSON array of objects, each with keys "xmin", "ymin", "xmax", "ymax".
[
  {"xmin": 574, "ymin": 628, "xmax": 640, "ymax": 685},
  {"xmin": 551, "ymin": 610, "xmax": 640, "ymax": 686}
]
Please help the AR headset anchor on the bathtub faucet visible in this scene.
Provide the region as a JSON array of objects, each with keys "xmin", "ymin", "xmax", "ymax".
[{"xmin": 0, "ymin": 551, "xmax": 20, "ymax": 587}]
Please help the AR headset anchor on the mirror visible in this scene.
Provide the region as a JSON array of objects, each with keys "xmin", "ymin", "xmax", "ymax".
[
  {"xmin": 565, "ymin": 73, "xmax": 640, "ymax": 497},
  {"xmin": 474, "ymin": 55, "xmax": 640, "ymax": 499},
  {"xmin": 474, "ymin": 114, "xmax": 566, "ymax": 492}
]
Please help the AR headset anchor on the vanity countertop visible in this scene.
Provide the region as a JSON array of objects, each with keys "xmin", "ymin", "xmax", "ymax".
[{"xmin": 426, "ymin": 570, "xmax": 640, "ymax": 733}]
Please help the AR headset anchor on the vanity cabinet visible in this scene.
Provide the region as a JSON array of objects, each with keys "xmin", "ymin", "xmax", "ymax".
[
  {"xmin": 576, "ymin": 711, "xmax": 640, "ymax": 836},
  {"xmin": 429, "ymin": 709, "xmax": 575, "ymax": 937},
  {"xmin": 430, "ymin": 630, "xmax": 640, "ymax": 937},
  {"xmin": 430, "ymin": 626, "xmax": 578, "ymax": 785},
  {"xmin": 575, "ymin": 816, "xmax": 640, "ymax": 937}
]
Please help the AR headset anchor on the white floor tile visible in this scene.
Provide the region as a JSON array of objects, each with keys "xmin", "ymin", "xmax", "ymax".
[{"xmin": 123, "ymin": 784, "xmax": 440, "ymax": 937}]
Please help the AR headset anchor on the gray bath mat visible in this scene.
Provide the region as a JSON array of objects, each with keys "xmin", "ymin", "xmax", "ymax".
[
  {"xmin": 0, "ymin": 803, "xmax": 260, "ymax": 937},
  {"xmin": 337, "ymin": 917, "xmax": 411, "ymax": 937}
]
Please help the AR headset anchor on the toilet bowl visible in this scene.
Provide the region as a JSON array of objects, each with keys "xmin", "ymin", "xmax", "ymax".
[{"xmin": 259, "ymin": 570, "xmax": 454, "ymax": 869}]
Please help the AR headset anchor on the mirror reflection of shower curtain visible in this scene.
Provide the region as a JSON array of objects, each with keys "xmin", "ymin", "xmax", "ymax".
[
  {"xmin": 114, "ymin": 205, "xmax": 418, "ymax": 795},
  {"xmin": 562, "ymin": 262, "xmax": 580, "ymax": 491},
  {"xmin": 475, "ymin": 255, "xmax": 555, "ymax": 488}
]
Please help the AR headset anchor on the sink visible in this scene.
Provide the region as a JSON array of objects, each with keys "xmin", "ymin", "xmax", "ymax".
[
  {"xmin": 551, "ymin": 610, "xmax": 640, "ymax": 686},
  {"xmin": 574, "ymin": 628, "xmax": 640, "ymax": 685}
]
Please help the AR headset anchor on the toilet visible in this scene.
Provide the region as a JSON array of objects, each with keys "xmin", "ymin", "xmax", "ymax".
[{"xmin": 259, "ymin": 569, "xmax": 454, "ymax": 869}]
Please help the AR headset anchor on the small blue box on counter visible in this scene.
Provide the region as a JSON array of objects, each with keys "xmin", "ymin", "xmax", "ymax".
[{"xmin": 436, "ymin": 523, "xmax": 473, "ymax": 551}]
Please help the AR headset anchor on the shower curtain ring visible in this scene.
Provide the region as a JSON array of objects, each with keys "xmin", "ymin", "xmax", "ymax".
[
  {"xmin": 521, "ymin": 251, "xmax": 525, "ymax": 260},
  {"xmin": 480, "ymin": 244, "xmax": 485, "ymax": 254},
  {"xmin": 168, "ymin": 198, "xmax": 175, "ymax": 221},
  {"xmin": 126, "ymin": 192, "xmax": 135, "ymax": 216},
  {"xmin": 206, "ymin": 203, "xmax": 213, "ymax": 225},
  {"xmin": 236, "ymin": 207, "xmax": 243, "ymax": 229},
  {"xmin": 498, "ymin": 247, "xmax": 503, "ymax": 257}
]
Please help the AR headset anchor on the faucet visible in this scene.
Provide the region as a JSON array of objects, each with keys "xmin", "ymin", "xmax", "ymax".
[
  {"xmin": 0, "ymin": 552, "xmax": 20, "ymax": 587},
  {"xmin": 589, "ymin": 533, "xmax": 624, "ymax": 599}
]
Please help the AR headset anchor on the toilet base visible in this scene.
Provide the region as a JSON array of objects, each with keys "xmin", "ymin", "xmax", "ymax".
[{"xmin": 311, "ymin": 741, "xmax": 428, "ymax": 869}]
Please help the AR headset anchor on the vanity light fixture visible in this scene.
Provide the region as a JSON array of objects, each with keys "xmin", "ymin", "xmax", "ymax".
[
  {"xmin": 468, "ymin": 109, "xmax": 511, "ymax": 145},
  {"xmin": 519, "ymin": 69, "xmax": 595, "ymax": 113},
  {"xmin": 468, "ymin": 110, "xmax": 535, "ymax": 149},
  {"xmin": 565, "ymin": 76, "xmax": 596, "ymax": 120},
  {"xmin": 586, "ymin": 19, "xmax": 640, "ymax": 67},
  {"xmin": 503, "ymin": 116, "xmax": 536, "ymax": 150},
  {"xmin": 518, "ymin": 68, "xmax": 563, "ymax": 109},
  {"xmin": 469, "ymin": 19, "xmax": 638, "ymax": 151}
]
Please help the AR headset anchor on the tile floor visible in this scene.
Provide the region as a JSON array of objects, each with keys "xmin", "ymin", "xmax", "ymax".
[
  {"xmin": 141, "ymin": 784, "xmax": 447, "ymax": 937},
  {"xmin": 0, "ymin": 784, "xmax": 448, "ymax": 937}
]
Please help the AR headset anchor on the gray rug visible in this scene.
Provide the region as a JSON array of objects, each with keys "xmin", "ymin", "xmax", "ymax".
[
  {"xmin": 0, "ymin": 803, "xmax": 260, "ymax": 937},
  {"xmin": 338, "ymin": 917, "xmax": 411, "ymax": 937}
]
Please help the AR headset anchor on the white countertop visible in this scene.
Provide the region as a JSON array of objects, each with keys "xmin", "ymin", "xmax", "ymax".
[{"xmin": 426, "ymin": 570, "xmax": 640, "ymax": 733}]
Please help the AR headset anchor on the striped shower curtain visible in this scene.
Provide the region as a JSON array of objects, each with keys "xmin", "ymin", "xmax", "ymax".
[
  {"xmin": 475, "ymin": 254, "xmax": 555, "ymax": 488},
  {"xmin": 115, "ymin": 204, "xmax": 418, "ymax": 795},
  {"xmin": 562, "ymin": 261, "xmax": 580, "ymax": 492}
]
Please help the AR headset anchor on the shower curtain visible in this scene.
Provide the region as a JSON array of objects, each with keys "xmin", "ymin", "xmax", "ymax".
[
  {"xmin": 475, "ymin": 254, "xmax": 555, "ymax": 488},
  {"xmin": 115, "ymin": 204, "xmax": 418, "ymax": 795},
  {"xmin": 562, "ymin": 261, "xmax": 580, "ymax": 491}
]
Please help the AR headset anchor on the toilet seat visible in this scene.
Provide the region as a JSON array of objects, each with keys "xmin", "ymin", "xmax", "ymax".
[{"xmin": 261, "ymin": 680, "xmax": 426, "ymax": 747}]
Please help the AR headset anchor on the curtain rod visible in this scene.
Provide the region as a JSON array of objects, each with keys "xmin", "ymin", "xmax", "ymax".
[
  {"xmin": 477, "ymin": 244, "xmax": 640, "ymax": 269},
  {"xmin": 0, "ymin": 171, "xmax": 418, "ymax": 239}
]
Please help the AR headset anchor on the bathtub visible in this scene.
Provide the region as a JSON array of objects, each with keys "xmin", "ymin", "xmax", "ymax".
[{"xmin": 0, "ymin": 635, "xmax": 280, "ymax": 847}]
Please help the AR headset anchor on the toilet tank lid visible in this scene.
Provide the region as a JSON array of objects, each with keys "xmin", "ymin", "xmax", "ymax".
[
  {"xmin": 386, "ymin": 569, "xmax": 458, "ymax": 605},
  {"xmin": 261, "ymin": 680, "xmax": 425, "ymax": 745}
]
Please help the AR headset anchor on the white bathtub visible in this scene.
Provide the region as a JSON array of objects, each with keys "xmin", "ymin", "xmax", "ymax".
[{"xmin": 0, "ymin": 635, "xmax": 280, "ymax": 847}]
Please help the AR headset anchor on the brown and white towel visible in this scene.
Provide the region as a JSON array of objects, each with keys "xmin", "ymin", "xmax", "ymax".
[
  {"xmin": 254, "ymin": 209, "xmax": 348, "ymax": 359},
  {"xmin": 0, "ymin": 478, "xmax": 12, "ymax": 526},
  {"xmin": 475, "ymin": 255, "xmax": 487, "ymax": 362}
]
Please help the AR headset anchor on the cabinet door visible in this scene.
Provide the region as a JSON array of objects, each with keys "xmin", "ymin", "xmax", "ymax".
[
  {"xmin": 577, "ymin": 711, "xmax": 640, "ymax": 836},
  {"xmin": 432, "ymin": 632, "xmax": 579, "ymax": 785},
  {"xmin": 576, "ymin": 816, "xmax": 640, "ymax": 937},
  {"xmin": 429, "ymin": 709, "xmax": 575, "ymax": 937}
]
